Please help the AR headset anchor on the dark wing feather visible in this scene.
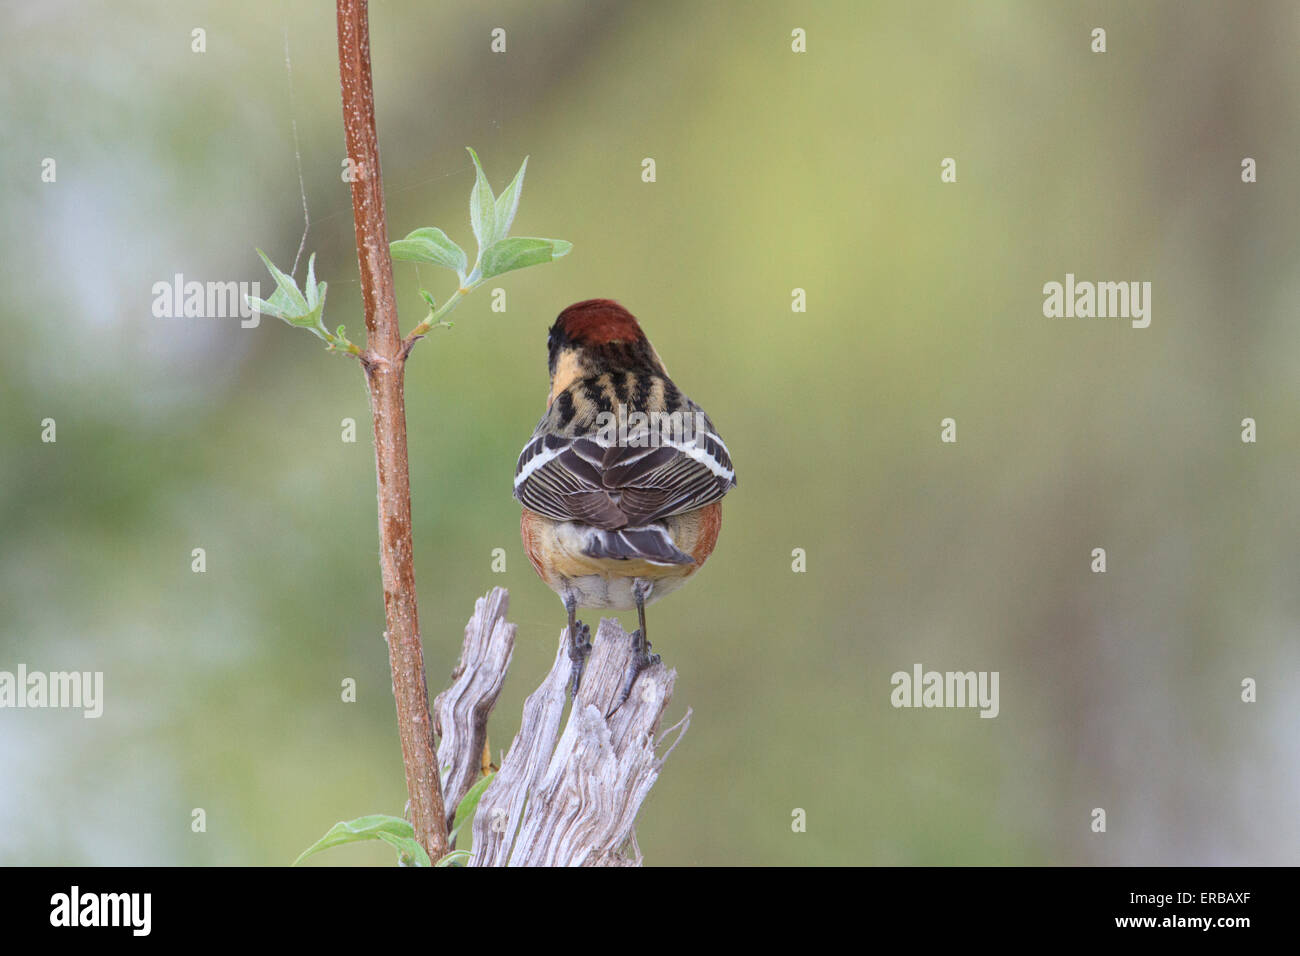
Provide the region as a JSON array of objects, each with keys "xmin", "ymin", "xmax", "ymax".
[
  {"xmin": 514, "ymin": 435, "xmax": 627, "ymax": 528},
  {"xmin": 514, "ymin": 390, "xmax": 736, "ymax": 530},
  {"xmin": 605, "ymin": 428, "xmax": 735, "ymax": 525}
]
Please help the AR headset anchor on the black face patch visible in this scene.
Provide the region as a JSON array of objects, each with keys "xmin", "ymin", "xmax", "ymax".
[{"xmin": 547, "ymin": 327, "xmax": 561, "ymax": 376}]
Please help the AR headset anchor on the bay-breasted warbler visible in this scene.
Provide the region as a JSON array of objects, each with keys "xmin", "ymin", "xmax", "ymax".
[{"xmin": 514, "ymin": 299, "xmax": 737, "ymax": 702}]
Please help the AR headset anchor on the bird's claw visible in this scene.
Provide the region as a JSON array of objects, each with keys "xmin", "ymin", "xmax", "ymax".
[
  {"xmin": 611, "ymin": 629, "xmax": 659, "ymax": 714},
  {"xmin": 567, "ymin": 620, "xmax": 592, "ymax": 699}
]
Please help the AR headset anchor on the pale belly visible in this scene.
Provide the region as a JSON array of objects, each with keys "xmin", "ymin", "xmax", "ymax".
[{"xmin": 559, "ymin": 570, "xmax": 690, "ymax": 611}]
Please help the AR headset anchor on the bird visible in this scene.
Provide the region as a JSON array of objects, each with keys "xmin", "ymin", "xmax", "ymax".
[{"xmin": 513, "ymin": 298, "xmax": 737, "ymax": 705}]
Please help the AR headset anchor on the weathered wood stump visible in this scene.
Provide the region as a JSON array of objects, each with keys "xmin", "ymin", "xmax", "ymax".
[{"xmin": 434, "ymin": 588, "xmax": 689, "ymax": 866}]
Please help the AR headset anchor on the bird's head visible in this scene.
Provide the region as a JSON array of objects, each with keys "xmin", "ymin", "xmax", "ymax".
[{"xmin": 545, "ymin": 299, "xmax": 666, "ymax": 403}]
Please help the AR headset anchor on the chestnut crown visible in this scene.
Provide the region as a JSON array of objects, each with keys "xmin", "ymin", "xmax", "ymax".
[{"xmin": 547, "ymin": 299, "xmax": 654, "ymax": 373}]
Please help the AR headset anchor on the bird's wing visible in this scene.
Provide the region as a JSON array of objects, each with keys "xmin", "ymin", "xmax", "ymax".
[{"xmin": 513, "ymin": 404, "xmax": 736, "ymax": 530}]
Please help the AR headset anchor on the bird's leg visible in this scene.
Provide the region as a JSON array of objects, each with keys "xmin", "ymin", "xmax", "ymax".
[
  {"xmin": 614, "ymin": 579, "xmax": 659, "ymax": 712},
  {"xmin": 564, "ymin": 590, "xmax": 591, "ymax": 699}
]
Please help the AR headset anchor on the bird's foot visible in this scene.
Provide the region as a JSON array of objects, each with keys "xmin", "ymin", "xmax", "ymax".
[
  {"xmin": 611, "ymin": 629, "xmax": 660, "ymax": 714},
  {"xmin": 567, "ymin": 620, "xmax": 592, "ymax": 699}
]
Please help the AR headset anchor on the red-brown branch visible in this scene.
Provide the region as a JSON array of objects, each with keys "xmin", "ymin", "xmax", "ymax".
[{"xmin": 336, "ymin": 0, "xmax": 448, "ymax": 862}]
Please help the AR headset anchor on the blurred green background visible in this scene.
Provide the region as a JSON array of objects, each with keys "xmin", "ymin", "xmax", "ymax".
[{"xmin": 2, "ymin": 0, "xmax": 1297, "ymax": 866}]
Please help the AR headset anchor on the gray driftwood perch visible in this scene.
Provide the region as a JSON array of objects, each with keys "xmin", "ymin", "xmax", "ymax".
[
  {"xmin": 433, "ymin": 587, "xmax": 515, "ymax": 827},
  {"xmin": 434, "ymin": 587, "xmax": 690, "ymax": 866}
]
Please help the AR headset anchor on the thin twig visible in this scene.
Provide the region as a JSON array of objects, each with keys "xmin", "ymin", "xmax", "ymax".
[{"xmin": 335, "ymin": 0, "xmax": 448, "ymax": 862}]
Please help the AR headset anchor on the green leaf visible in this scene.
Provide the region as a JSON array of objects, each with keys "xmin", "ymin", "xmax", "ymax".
[
  {"xmin": 326, "ymin": 324, "xmax": 358, "ymax": 354},
  {"xmin": 244, "ymin": 294, "xmax": 285, "ymax": 319},
  {"xmin": 435, "ymin": 850, "xmax": 471, "ymax": 867},
  {"xmin": 255, "ymin": 248, "xmax": 308, "ymax": 314},
  {"xmin": 288, "ymin": 304, "xmax": 328, "ymax": 337},
  {"xmin": 376, "ymin": 831, "xmax": 434, "ymax": 868},
  {"xmin": 448, "ymin": 773, "xmax": 495, "ymax": 848},
  {"xmin": 466, "ymin": 147, "xmax": 496, "ymax": 253},
  {"xmin": 293, "ymin": 814, "xmax": 431, "ymax": 867},
  {"xmin": 479, "ymin": 237, "xmax": 572, "ymax": 279},
  {"xmin": 492, "ymin": 156, "xmax": 528, "ymax": 243},
  {"xmin": 391, "ymin": 227, "xmax": 468, "ymax": 277},
  {"xmin": 267, "ymin": 285, "xmax": 298, "ymax": 314},
  {"xmin": 249, "ymin": 249, "xmax": 328, "ymax": 340},
  {"xmin": 419, "ymin": 289, "xmax": 437, "ymax": 312},
  {"xmin": 304, "ymin": 253, "xmax": 320, "ymax": 309}
]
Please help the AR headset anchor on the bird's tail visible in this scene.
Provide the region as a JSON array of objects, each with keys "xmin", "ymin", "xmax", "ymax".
[{"xmin": 581, "ymin": 524, "xmax": 694, "ymax": 566}]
